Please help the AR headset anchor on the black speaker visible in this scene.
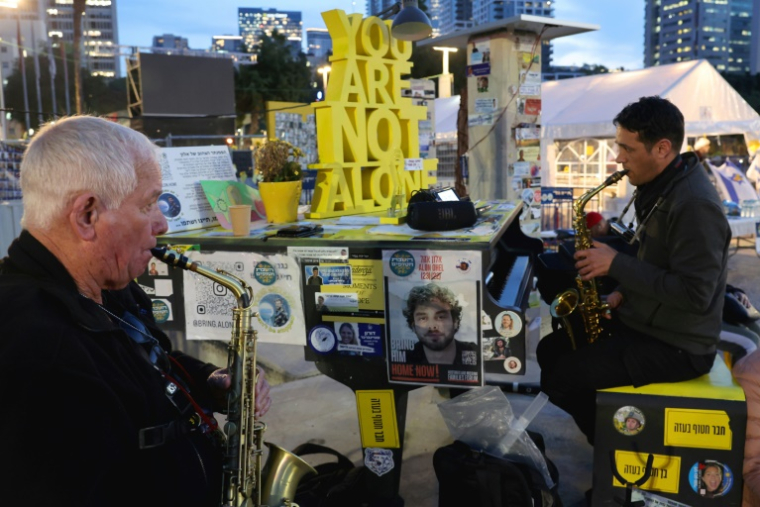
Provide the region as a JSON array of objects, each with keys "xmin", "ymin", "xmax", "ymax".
[{"xmin": 406, "ymin": 201, "xmax": 478, "ymax": 231}]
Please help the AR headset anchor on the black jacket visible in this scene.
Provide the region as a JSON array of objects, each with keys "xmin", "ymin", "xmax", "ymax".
[
  {"xmin": 609, "ymin": 152, "xmax": 731, "ymax": 354},
  {"xmin": 0, "ymin": 231, "xmax": 223, "ymax": 506}
]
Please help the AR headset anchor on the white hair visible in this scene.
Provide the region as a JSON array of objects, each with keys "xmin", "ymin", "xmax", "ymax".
[{"xmin": 20, "ymin": 116, "xmax": 158, "ymax": 230}]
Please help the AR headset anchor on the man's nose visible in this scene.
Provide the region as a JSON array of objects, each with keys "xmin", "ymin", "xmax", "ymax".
[{"xmin": 153, "ymin": 209, "xmax": 168, "ymax": 236}]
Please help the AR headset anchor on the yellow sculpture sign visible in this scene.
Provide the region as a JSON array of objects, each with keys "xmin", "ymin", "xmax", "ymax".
[{"xmin": 307, "ymin": 9, "xmax": 438, "ymax": 219}]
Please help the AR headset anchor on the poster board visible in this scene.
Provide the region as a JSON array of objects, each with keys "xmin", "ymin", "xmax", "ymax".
[
  {"xmin": 158, "ymin": 146, "xmax": 237, "ymax": 233},
  {"xmin": 383, "ymin": 249, "xmax": 483, "ymax": 387}
]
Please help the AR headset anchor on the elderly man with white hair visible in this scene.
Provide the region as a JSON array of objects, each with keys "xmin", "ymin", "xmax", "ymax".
[{"xmin": 0, "ymin": 116, "xmax": 271, "ymax": 506}]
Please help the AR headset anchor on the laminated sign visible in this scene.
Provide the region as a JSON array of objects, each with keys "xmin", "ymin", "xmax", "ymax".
[{"xmin": 383, "ymin": 249, "xmax": 483, "ymax": 387}]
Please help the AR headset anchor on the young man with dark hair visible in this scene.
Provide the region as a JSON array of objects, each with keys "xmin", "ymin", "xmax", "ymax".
[
  {"xmin": 538, "ymin": 96, "xmax": 731, "ymax": 444},
  {"xmin": 403, "ymin": 283, "xmax": 477, "ymax": 365}
]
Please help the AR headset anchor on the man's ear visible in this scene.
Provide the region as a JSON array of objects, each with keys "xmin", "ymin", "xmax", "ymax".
[
  {"xmin": 655, "ymin": 138, "xmax": 673, "ymax": 159},
  {"xmin": 69, "ymin": 193, "xmax": 99, "ymax": 240}
]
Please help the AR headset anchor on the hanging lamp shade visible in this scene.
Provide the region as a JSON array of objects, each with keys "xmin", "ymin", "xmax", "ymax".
[{"xmin": 391, "ymin": 0, "xmax": 433, "ymax": 42}]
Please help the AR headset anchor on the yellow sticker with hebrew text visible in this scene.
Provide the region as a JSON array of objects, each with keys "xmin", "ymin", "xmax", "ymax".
[
  {"xmin": 356, "ymin": 390, "xmax": 400, "ymax": 448},
  {"xmin": 613, "ymin": 451, "xmax": 681, "ymax": 494},
  {"xmin": 664, "ymin": 408, "xmax": 732, "ymax": 450}
]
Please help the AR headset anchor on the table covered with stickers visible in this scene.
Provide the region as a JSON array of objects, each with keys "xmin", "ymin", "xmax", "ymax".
[
  {"xmin": 140, "ymin": 200, "xmax": 541, "ymax": 503},
  {"xmin": 592, "ymin": 357, "xmax": 746, "ymax": 506}
]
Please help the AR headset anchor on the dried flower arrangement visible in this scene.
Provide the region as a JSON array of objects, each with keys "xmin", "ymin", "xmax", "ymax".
[{"xmin": 254, "ymin": 140, "xmax": 304, "ymax": 183}]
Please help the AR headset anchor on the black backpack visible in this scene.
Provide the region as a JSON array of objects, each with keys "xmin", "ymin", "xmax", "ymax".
[
  {"xmin": 292, "ymin": 443, "xmax": 368, "ymax": 507},
  {"xmin": 433, "ymin": 434, "xmax": 562, "ymax": 507}
]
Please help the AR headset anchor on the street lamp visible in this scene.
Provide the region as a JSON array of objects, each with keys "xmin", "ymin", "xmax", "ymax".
[
  {"xmin": 433, "ymin": 46, "xmax": 457, "ymax": 98},
  {"xmin": 376, "ymin": 0, "xmax": 433, "ymax": 42},
  {"xmin": 317, "ymin": 65, "xmax": 331, "ymax": 97}
]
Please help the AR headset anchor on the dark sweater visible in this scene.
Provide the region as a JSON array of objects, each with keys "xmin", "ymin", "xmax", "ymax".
[
  {"xmin": 609, "ymin": 152, "xmax": 731, "ymax": 354},
  {"xmin": 0, "ymin": 231, "xmax": 223, "ymax": 506}
]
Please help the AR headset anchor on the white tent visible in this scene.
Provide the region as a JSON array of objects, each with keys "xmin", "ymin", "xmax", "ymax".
[{"xmin": 541, "ymin": 60, "xmax": 760, "ymax": 196}]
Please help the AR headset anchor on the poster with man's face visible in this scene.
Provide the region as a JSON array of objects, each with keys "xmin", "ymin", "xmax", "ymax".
[{"xmin": 383, "ymin": 249, "xmax": 483, "ymax": 387}]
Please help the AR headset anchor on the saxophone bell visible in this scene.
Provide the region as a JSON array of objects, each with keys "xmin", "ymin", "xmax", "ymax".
[{"xmin": 550, "ymin": 289, "xmax": 579, "ymax": 350}]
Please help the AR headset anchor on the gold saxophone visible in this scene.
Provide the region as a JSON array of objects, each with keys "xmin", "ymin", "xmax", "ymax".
[
  {"xmin": 550, "ymin": 170, "xmax": 629, "ymax": 348},
  {"xmin": 152, "ymin": 247, "xmax": 316, "ymax": 507}
]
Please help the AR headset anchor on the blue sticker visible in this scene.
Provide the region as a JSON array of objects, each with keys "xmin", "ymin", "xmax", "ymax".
[
  {"xmin": 308, "ymin": 325, "xmax": 337, "ymax": 354},
  {"xmin": 253, "ymin": 261, "xmax": 277, "ymax": 286},
  {"xmin": 259, "ymin": 293, "xmax": 290, "ymax": 328},
  {"xmin": 158, "ymin": 192, "xmax": 182, "ymax": 219},
  {"xmin": 151, "ymin": 299, "xmax": 170, "ymax": 324},
  {"xmin": 388, "ymin": 251, "xmax": 415, "ymax": 277},
  {"xmin": 689, "ymin": 460, "xmax": 733, "ymax": 498}
]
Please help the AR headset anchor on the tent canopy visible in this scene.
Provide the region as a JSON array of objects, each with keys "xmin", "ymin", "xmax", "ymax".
[{"xmin": 542, "ymin": 60, "xmax": 760, "ymax": 143}]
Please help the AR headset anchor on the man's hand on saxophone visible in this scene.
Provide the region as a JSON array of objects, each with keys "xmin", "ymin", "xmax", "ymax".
[
  {"xmin": 573, "ymin": 240, "xmax": 618, "ymax": 280},
  {"xmin": 207, "ymin": 366, "xmax": 273, "ymax": 418}
]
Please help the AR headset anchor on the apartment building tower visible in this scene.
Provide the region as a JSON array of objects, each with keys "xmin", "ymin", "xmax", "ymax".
[
  {"xmin": 644, "ymin": 0, "xmax": 756, "ymax": 74},
  {"xmin": 47, "ymin": 0, "xmax": 120, "ymax": 77},
  {"xmin": 238, "ymin": 7, "xmax": 303, "ymax": 56}
]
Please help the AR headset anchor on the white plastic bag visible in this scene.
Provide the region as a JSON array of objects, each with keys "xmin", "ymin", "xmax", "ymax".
[{"xmin": 437, "ymin": 386, "xmax": 554, "ymax": 488}]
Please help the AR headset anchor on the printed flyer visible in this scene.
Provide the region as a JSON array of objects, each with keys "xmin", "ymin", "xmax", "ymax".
[
  {"xmin": 181, "ymin": 250, "xmax": 305, "ymax": 345},
  {"xmin": 158, "ymin": 146, "xmax": 237, "ymax": 233},
  {"xmin": 383, "ymin": 249, "xmax": 483, "ymax": 387}
]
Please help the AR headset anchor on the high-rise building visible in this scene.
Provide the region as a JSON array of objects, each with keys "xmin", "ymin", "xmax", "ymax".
[
  {"xmin": 435, "ymin": 0, "xmax": 474, "ymax": 35},
  {"xmin": 238, "ymin": 8, "xmax": 303, "ymax": 56},
  {"xmin": 46, "ymin": 0, "xmax": 120, "ymax": 78},
  {"xmin": 366, "ymin": 0, "xmax": 398, "ymax": 16},
  {"xmin": 472, "ymin": 0, "xmax": 554, "ymax": 24},
  {"xmin": 212, "ymin": 35, "xmax": 244, "ymax": 54},
  {"xmin": 0, "ymin": 1, "xmax": 45, "ymax": 80},
  {"xmin": 644, "ymin": 0, "xmax": 755, "ymax": 74},
  {"xmin": 306, "ymin": 28, "xmax": 332, "ymax": 66},
  {"xmin": 152, "ymin": 34, "xmax": 189, "ymax": 51}
]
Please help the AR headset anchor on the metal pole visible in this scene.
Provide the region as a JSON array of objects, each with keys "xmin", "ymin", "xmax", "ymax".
[
  {"xmin": 31, "ymin": 21, "xmax": 43, "ymax": 126},
  {"xmin": 0, "ymin": 58, "xmax": 7, "ymax": 140},
  {"xmin": 60, "ymin": 37, "xmax": 70, "ymax": 115},
  {"xmin": 45, "ymin": 13, "xmax": 57, "ymax": 118},
  {"xmin": 16, "ymin": 11, "xmax": 30, "ymax": 135}
]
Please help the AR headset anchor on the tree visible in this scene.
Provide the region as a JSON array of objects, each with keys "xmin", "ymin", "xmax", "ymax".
[
  {"xmin": 235, "ymin": 31, "xmax": 312, "ymax": 133},
  {"xmin": 73, "ymin": 0, "xmax": 86, "ymax": 114}
]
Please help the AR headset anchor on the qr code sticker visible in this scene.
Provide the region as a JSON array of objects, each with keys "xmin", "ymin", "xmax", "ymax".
[{"xmin": 186, "ymin": 260, "xmax": 241, "ymax": 317}]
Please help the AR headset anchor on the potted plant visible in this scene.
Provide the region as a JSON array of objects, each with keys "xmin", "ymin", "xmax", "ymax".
[{"xmin": 255, "ymin": 139, "xmax": 304, "ymax": 223}]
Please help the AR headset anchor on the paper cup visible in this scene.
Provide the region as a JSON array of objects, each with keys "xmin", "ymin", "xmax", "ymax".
[{"xmin": 229, "ymin": 205, "xmax": 252, "ymax": 236}]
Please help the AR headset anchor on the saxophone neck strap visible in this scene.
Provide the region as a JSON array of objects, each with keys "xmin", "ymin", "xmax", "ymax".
[{"xmin": 137, "ymin": 361, "xmax": 220, "ymax": 450}]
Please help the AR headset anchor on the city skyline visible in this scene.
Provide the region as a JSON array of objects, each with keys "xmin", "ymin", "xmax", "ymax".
[{"xmin": 116, "ymin": 1, "xmax": 644, "ymax": 71}]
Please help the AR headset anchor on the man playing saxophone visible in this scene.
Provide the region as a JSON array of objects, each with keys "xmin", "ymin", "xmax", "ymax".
[
  {"xmin": 537, "ymin": 96, "xmax": 731, "ymax": 445},
  {"xmin": 0, "ymin": 116, "xmax": 271, "ymax": 506}
]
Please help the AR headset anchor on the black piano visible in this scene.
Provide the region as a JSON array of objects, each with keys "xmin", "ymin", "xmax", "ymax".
[{"xmin": 483, "ymin": 210, "xmax": 543, "ymax": 390}]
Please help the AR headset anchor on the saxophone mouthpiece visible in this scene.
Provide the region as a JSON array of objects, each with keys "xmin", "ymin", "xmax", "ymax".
[
  {"xmin": 151, "ymin": 247, "xmax": 195, "ymax": 271},
  {"xmin": 604, "ymin": 170, "xmax": 630, "ymax": 186}
]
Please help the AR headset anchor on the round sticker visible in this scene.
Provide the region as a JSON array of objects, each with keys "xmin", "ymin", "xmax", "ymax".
[
  {"xmin": 388, "ymin": 251, "xmax": 415, "ymax": 277},
  {"xmin": 158, "ymin": 192, "xmax": 182, "ymax": 219},
  {"xmin": 504, "ymin": 356, "xmax": 522, "ymax": 374},
  {"xmin": 613, "ymin": 406, "xmax": 645, "ymax": 436},
  {"xmin": 308, "ymin": 325, "xmax": 337, "ymax": 354},
  {"xmin": 253, "ymin": 261, "xmax": 277, "ymax": 286},
  {"xmin": 151, "ymin": 299, "xmax": 170, "ymax": 324},
  {"xmin": 259, "ymin": 293, "xmax": 290, "ymax": 328},
  {"xmin": 495, "ymin": 310, "xmax": 522, "ymax": 338},
  {"xmin": 689, "ymin": 460, "xmax": 733, "ymax": 498}
]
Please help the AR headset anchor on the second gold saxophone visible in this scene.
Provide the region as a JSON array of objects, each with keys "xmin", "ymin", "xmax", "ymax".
[
  {"xmin": 550, "ymin": 170, "xmax": 629, "ymax": 348},
  {"xmin": 151, "ymin": 247, "xmax": 316, "ymax": 507}
]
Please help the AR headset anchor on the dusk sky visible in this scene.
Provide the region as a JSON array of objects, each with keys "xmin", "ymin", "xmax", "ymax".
[{"xmin": 117, "ymin": 0, "xmax": 645, "ymax": 71}]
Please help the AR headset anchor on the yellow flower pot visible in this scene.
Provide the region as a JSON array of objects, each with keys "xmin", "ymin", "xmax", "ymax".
[{"xmin": 258, "ymin": 180, "xmax": 302, "ymax": 224}]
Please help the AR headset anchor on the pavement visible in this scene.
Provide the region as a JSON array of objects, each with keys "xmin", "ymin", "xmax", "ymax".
[{"xmin": 193, "ymin": 246, "xmax": 759, "ymax": 507}]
